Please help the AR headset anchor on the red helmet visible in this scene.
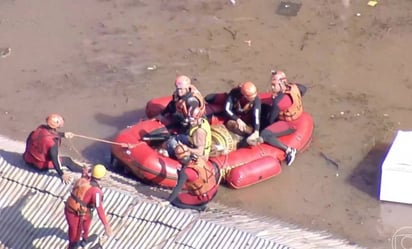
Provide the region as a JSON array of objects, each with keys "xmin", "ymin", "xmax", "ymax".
[
  {"xmin": 174, "ymin": 144, "xmax": 191, "ymax": 162},
  {"xmin": 240, "ymin": 81, "xmax": 257, "ymax": 100},
  {"xmin": 271, "ymin": 70, "xmax": 288, "ymax": 86},
  {"xmin": 46, "ymin": 114, "xmax": 64, "ymax": 129},
  {"xmin": 175, "ymin": 75, "xmax": 191, "ymax": 89}
]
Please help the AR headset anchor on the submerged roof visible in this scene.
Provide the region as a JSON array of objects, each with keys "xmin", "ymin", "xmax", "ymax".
[{"xmin": 0, "ymin": 135, "xmax": 362, "ymax": 249}]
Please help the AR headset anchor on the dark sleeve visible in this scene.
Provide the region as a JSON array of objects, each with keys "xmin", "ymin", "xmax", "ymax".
[
  {"xmin": 224, "ymin": 93, "xmax": 239, "ymax": 121},
  {"xmin": 25, "ymin": 131, "xmax": 34, "ymax": 149},
  {"xmin": 49, "ymin": 142, "xmax": 64, "ymax": 177},
  {"xmin": 295, "ymin": 83, "xmax": 307, "ymax": 97},
  {"xmin": 161, "ymin": 99, "xmax": 176, "ymax": 116},
  {"xmin": 168, "ymin": 164, "xmax": 188, "ymax": 202},
  {"xmin": 268, "ymin": 94, "xmax": 284, "ymax": 124},
  {"xmin": 253, "ymin": 97, "xmax": 262, "ymax": 131}
]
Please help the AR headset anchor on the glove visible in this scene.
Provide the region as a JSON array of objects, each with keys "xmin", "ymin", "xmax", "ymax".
[
  {"xmin": 61, "ymin": 172, "xmax": 72, "ymax": 184},
  {"xmin": 246, "ymin": 131, "xmax": 261, "ymax": 146},
  {"xmin": 64, "ymin": 132, "xmax": 74, "ymax": 139},
  {"xmin": 104, "ymin": 224, "xmax": 113, "ymax": 237},
  {"xmin": 236, "ymin": 118, "xmax": 247, "ymax": 132}
]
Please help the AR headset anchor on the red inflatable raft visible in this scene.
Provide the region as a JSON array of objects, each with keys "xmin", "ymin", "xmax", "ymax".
[{"xmin": 111, "ymin": 92, "xmax": 314, "ymax": 189}]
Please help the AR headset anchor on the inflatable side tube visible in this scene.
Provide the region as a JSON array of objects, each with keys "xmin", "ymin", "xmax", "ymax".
[
  {"xmin": 279, "ymin": 112, "xmax": 314, "ymax": 152},
  {"xmin": 146, "ymin": 96, "xmax": 172, "ymax": 118},
  {"xmin": 224, "ymin": 156, "xmax": 282, "ymax": 189},
  {"xmin": 112, "ymin": 119, "xmax": 181, "ymax": 188}
]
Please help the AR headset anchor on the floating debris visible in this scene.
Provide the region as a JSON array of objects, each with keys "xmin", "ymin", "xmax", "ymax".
[
  {"xmin": 276, "ymin": 1, "xmax": 302, "ymax": 16},
  {"xmin": 244, "ymin": 40, "xmax": 252, "ymax": 47},
  {"xmin": 146, "ymin": 65, "xmax": 157, "ymax": 71},
  {"xmin": 319, "ymin": 152, "xmax": 339, "ymax": 177},
  {"xmin": 356, "ymin": 13, "xmax": 361, "ymax": 17},
  {"xmin": 229, "ymin": 0, "xmax": 236, "ymax": 5},
  {"xmin": 367, "ymin": 0, "xmax": 378, "ymax": 7},
  {"xmin": 0, "ymin": 47, "xmax": 11, "ymax": 58}
]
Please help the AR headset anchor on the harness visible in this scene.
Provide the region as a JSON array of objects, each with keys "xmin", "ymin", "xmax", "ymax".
[
  {"xmin": 189, "ymin": 118, "xmax": 212, "ymax": 157},
  {"xmin": 186, "ymin": 159, "xmax": 218, "ymax": 196},
  {"xmin": 66, "ymin": 178, "xmax": 99, "ymax": 216}
]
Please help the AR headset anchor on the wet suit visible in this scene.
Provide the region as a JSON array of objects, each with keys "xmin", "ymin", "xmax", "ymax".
[
  {"xmin": 225, "ymin": 87, "xmax": 262, "ymax": 133},
  {"xmin": 261, "ymin": 83, "xmax": 307, "ymax": 150}
]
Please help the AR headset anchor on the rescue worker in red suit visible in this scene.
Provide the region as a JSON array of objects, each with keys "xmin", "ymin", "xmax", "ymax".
[
  {"xmin": 158, "ymin": 75, "xmax": 206, "ymax": 130},
  {"xmin": 23, "ymin": 114, "xmax": 75, "ymax": 184},
  {"xmin": 162, "ymin": 144, "xmax": 220, "ymax": 211},
  {"xmin": 64, "ymin": 164, "xmax": 113, "ymax": 249},
  {"xmin": 260, "ymin": 70, "xmax": 307, "ymax": 166},
  {"xmin": 224, "ymin": 82, "xmax": 262, "ymax": 146}
]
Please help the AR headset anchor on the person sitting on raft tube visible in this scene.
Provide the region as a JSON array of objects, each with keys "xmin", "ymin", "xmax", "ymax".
[
  {"xmin": 162, "ymin": 143, "xmax": 220, "ymax": 211},
  {"xmin": 23, "ymin": 113, "xmax": 75, "ymax": 184},
  {"xmin": 163, "ymin": 105, "xmax": 212, "ymax": 160},
  {"xmin": 260, "ymin": 70, "xmax": 307, "ymax": 166},
  {"xmin": 224, "ymin": 81, "xmax": 262, "ymax": 146},
  {"xmin": 158, "ymin": 75, "xmax": 206, "ymax": 129}
]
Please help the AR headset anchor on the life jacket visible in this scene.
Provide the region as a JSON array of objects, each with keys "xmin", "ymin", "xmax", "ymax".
[
  {"xmin": 186, "ymin": 158, "xmax": 217, "ymax": 196},
  {"xmin": 174, "ymin": 86, "xmax": 206, "ymax": 117},
  {"xmin": 278, "ymin": 83, "xmax": 303, "ymax": 121},
  {"xmin": 189, "ymin": 118, "xmax": 212, "ymax": 158},
  {"xmin": 65, "ymin": 178, "xmax": 95, "ymax": 215},
  {"xmin": 24, "ymin": 125, "xmax": 60, "ymax": 164}
]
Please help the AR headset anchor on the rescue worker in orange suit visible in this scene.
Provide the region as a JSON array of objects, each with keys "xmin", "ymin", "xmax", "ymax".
[
  {"xmin": 163, "ymin": 106, "xmax": 212, "ymax": 160},
  {"xmin": 260, "ymin": 70, "xmax": 307, "ymax": 166},
  {"xmin": 64, "ymin": 164, "xmax": 113, "ymax": 249},
  {"xmin": 224, "ymin": 81, "xmax": 262, "ymax": 146},
  {"xmin": 162, "ymin": 144, "xmax": 219, "ymax": 211},
  {"xmin": 158, "ymin": 75, "xmax": 206, "ymax": 130},
  {"xmin": 23, "ymin": 114, "xmax": 75, "ymax": 184}
]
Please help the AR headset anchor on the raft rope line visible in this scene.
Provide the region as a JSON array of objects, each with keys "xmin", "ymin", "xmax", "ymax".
[
  {"xmin": 67, "ymin": 139, "xmax": 91, "ymax": 165},
  {"xmin": 217, "ymin": 137, "xmax": 268, "ymax": 179},
  {"xmin": 65, "ymin": 133, "xmax": 140, "ymax": 164},
  {"xmin": 72, "ymin": 133, "xmax": 137, "ymax": 148}
]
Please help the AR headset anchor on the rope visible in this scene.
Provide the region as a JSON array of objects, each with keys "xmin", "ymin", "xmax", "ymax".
[
  {"xmin": 72, "ymin": 133, "xmax": 134, "ymax": 147},
  {"xmin": 67, "ymin": 139, "xmax": 92, "ymax": 165}
]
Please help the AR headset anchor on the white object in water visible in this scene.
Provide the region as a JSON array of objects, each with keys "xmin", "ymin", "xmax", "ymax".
[{"xmin": 380, "ymin": 130, "xmax": 412, "ymax": 204}]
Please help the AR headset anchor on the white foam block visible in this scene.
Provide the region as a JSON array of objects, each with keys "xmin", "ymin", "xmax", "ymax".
[{"xmin": 380, "ymin": 130, "xmax": 412, "ymax": 204}]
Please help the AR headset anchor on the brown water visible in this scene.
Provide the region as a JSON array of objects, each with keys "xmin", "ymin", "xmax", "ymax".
[{"xmin": 1, "ymin": 0, "xmax": 412, "ymax": 248}]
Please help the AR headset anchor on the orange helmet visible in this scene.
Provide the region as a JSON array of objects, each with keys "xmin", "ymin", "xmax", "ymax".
[
  {"xmin": 46, "ymin": 114, "xmax": 64, "ymax": 129},
  {"xmin": 174, "ymin": 144, "xmax": 191, "ymax": 162},
  {"xmin": 175, "ymin": 75, "xmax": 191, "ymax": 89},
  {"xmin": 240, "ymin": 81, "xmax": 257, "ymax": 100},
  {"xmin": 271, "ymin": 70, "xmax": 288, "ymax": 86}
]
